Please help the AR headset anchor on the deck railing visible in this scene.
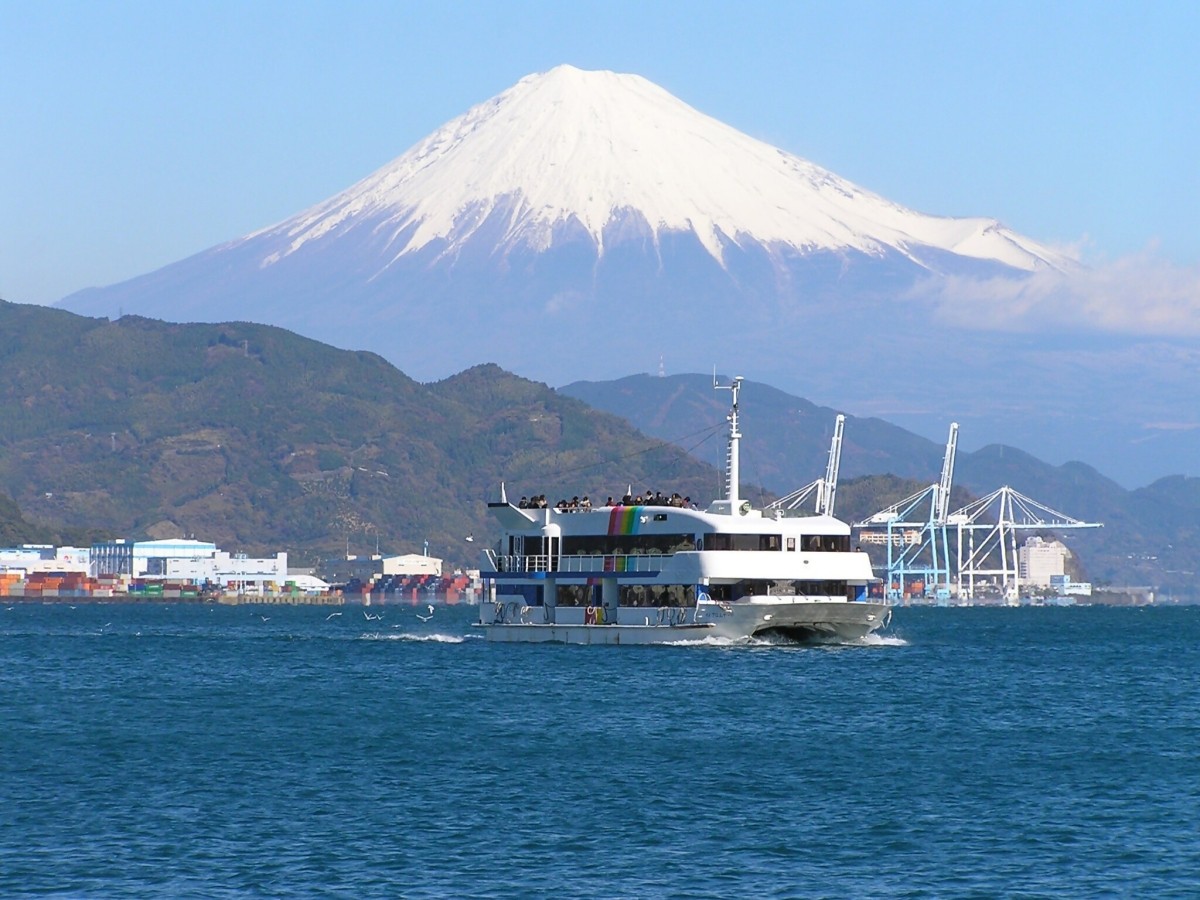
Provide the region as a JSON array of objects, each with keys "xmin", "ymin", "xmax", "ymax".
[{"xmin": 488, "ymin": 552, "xmax": 670, "ymax": 574}]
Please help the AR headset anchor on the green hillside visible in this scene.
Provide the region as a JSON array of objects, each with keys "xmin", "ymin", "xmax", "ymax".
[
  {"xmin": 2, "ymin": 301, "xmax": 1194, "ymax": 596},
  {"xmin": 0, "ymin": 302, "xmax": 720, "ymax": 570}
]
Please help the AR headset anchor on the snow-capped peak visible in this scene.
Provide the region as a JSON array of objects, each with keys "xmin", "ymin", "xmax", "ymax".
[{"xmin": 251, "ymin": 64, "xmax": 1071, "ymax": 274}]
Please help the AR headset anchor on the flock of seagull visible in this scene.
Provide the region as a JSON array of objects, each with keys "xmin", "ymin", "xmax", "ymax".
[
  {"xmin": 322, "ymin": 604, "xmax": 439, "ymax": 627},
  {"xmin": 315, "ymin": 604, "xmax": 437, "ymax": 625}
]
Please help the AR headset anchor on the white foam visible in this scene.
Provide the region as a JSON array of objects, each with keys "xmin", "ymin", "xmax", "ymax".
[
  {"xmin": 856, "ymin": 633, "xmax": 909, "ymax": 647},
  {"xmin": 661, "ymin": 631, "xmax": 907, "ymax": 649},
  {"xmin": 359, "ymin": 631, "xmax": 469, "ymax": 643},
  {"xmin": 659, "ymin": 635, "xmax": 750, "ymax": 647}
]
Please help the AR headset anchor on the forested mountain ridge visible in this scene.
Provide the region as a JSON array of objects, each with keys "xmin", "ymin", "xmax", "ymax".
[
  {"xmin": 1, "ymin": 301, "xmax": 1194, "ymax": 594},
  {"xmin": 0, "ymin": 302, "xmax": 718, "ymax": 569}
]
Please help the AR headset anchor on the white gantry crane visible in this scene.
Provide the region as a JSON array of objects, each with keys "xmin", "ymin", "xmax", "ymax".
[
  {"xmin": 855, "ymin": 423, "xmax": 959, "ymax": 603},
  {"xmin": 816, "ymin": 413, "xmax": 844, "ymax": 517},
  {"xmin": 768, "ymin": 414, "xmax": 845, "ymax": 516},
  {"xmin": 951, "ymin": 485, "xmax": 1102, "ymax": 603}
]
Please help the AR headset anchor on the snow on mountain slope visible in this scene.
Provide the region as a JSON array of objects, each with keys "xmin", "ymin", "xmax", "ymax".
[{"xmin": 246, "ymin": 65, "xmax": 1072, "ymax": 275}]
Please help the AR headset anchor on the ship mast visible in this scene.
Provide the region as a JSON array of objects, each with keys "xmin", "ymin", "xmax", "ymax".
[{"xmin": 713, "ymin": 374, "xmax": 744, "ymax": 511}]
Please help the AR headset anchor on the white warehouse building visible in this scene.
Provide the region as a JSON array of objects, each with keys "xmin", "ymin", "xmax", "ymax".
[
  {"xmin": 165, "ymin": 551, "xmax": 288, "ymax": 590},
  {"xmin": 1018, "ymin": 537, "xmax": 1069, "ymax": 587},
  {"xmin": 382, "ymin": 553, "xmax": 443, "ymax": 576},
  {"xmin": 91, "ymin": 539, "xmax": 216, "ymax": 577},
  {"xmin": 90, "ymin": 539, "xmax": 287, "ymax": 590},
  {"xmin": 0, "ymin": 544, "xmax": 90, "ymax": 576}
]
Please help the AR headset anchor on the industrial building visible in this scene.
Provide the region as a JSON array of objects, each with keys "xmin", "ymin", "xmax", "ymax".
[
  {"xmin": 382, "ymin": 553, "xmax": 443, "ymax": 577},
  {"xmin": 1017, "ymin": 537, "xmax": 1069, "ymax": 587},
  {"xmin": 89, "ymin": 538, "xmax": 286, "ymax": 592},
  {"xmin": 0, "ymin": 544, "xmax": 90, "ymax": 576}
]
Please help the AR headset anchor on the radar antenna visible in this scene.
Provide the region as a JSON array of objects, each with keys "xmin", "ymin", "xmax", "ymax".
[{"xmin": 713, "ymin": 372, "xmax": 744, "ymax": 509}]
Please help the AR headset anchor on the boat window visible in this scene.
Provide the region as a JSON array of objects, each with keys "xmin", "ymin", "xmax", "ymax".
[
  {"xmin": 700, "ymin": 534, "xmax": 785, "ymax": 552},
  {"xmin": 560, "ymin": 533, "xmax": 696, "ymax": 555},
  {"xmin": 619, "ymin": 583, "xmax": 695, "ymax": 608},
  {"xmin": 792, "ymin": 580, "xmax": 849, "ymax": 596},
  {"xmin": 705, "ymin": 533, "xmax": 731, "ymax": 552},
  {"xmin": 801, "ymin": 535, "xmax": 850, "ymax": 552},
  {"xmin": 729, "ymin": 580, "xmax": 849, "ymax": 597},
  {"xmin": 555, "ymin": 584, "xmax": 599, "ymax": 607},
  {"xmin": 730, "ymin": 580, "xmax": 771, "ymax": 599},
  {"xmin": 706, "ymin": 583, "xmax": 733, "ymax": 602}
]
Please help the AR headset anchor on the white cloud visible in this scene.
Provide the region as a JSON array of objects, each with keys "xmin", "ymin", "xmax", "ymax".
[{"xmin": 911, "ymin": 248, "xmax": 1200, "ymax": 336}]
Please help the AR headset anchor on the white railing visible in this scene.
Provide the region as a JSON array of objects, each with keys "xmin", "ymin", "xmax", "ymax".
[{"xmin": 491, "ymin": 553, "xmax": 670, "ymax": 574}]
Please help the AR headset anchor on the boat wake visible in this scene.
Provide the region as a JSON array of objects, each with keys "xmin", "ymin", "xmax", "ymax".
[
  {"xmin": 659, "ymin": 634, "xmax": 751, "ymax": 648},
  {"xmin": 856, "ymin": 632, "xmax": 908, "ymax": 647},
  {"xmin": 358, "ymin": 631, "xmax": 475, "ymax": 643},
  {"xmin": 659, "ymin": 631, "xmax": 906, "ymax": 649}
]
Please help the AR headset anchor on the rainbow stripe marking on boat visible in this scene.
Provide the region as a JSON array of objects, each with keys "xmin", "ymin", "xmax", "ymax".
[
  {"xmin": 607, "ymin": 506, "xmax": 643, "ymax": 536},
  {"xmin": 601, "ymin": 506, "xmax": 644, "ymax": 573}
]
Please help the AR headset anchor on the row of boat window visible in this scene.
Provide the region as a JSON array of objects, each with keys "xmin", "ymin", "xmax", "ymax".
[
  {"xmin": 702, "ymin": 534, "xmax": 852, "ymax": 552},
  {"xmin": 556, "ymin": 584, "xmax": 697, "ymax": 608},
  {"xmin": 710, "ymin": 580, "xmax": 854, "ymax": 601},
  {"xmin": 509, "ymin": 580, "xmax": 854, "ymax": 607},
  {"xmin": 513, "ymin": 533, "xmax": 851, "ymax": 556},
  {"xmin": 558, "ymin": 534, "xmax": 696, "ymax": 555}
]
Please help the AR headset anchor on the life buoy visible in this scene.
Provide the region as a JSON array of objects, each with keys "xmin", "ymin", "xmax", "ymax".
[{"xmin": 585, "ymin": 606, "xmax": 597, "ymax": 625}]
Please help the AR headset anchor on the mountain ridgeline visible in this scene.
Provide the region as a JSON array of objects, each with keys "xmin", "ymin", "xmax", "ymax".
[
  {"xmin": 0, "ymin": 301, "xmax": 720, "ymax": 570},
  {"xmin": 558, "ymin": 374, "xmax": 1197, "ymax": 596},
  {"xmin": 0, "ymin": 301, "xmax": 1195, "ymax": 594}
]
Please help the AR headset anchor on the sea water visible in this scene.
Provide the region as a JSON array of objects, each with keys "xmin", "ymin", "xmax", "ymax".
[{"xmin": 2, "ymin": 603, "xmax": 1198, "ymax": 898}]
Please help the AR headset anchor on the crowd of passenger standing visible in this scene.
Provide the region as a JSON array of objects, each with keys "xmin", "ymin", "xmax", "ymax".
[{"xmin": 517, "ymin": 491, "xmax": 693, "ymax": 510}]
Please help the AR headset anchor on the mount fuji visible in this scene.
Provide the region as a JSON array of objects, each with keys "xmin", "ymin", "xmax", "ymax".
[{"xmin": 58, "ymin": 66, "xmax": 1195, "ymax": 486}]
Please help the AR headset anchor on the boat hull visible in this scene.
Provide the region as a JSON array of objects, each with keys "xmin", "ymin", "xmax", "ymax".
[{"xmin": 478, "ymin": 598, "xmax": 891, "ymax": 644}]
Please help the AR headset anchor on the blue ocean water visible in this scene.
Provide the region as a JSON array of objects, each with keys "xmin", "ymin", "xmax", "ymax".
[{"xmin": 2, "ymin": 603, "xmax": 1198, "ymax": 898}]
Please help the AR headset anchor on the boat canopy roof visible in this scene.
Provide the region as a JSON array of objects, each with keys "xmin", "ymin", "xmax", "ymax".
[{"xmin": 488, "ymin": 502, "xmax": 852, "ymax": 537}]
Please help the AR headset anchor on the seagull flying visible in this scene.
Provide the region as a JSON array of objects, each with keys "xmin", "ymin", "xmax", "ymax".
[
  {"xmin": 325, "ymin": 611, "xmax": 343, "ymax": 620},
  {"xmin": 416, "ymin": 604, "xmax": 435, "ymax": 622}
]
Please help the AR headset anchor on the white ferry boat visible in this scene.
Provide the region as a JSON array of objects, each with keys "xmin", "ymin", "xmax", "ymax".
[{"xmin": 477, "ymin": 376, "xmax": 890, "ymax": 644}]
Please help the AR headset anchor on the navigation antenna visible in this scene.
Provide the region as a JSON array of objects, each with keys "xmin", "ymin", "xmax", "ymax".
[{"xmin": 713, "ymin": 372, "xmax": 744, "ymax": 510}]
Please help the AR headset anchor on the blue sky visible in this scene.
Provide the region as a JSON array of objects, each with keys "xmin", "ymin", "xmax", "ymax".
[{"xmin": 2, "ymin": 0, "xmax": 1197, "ymax": 306}]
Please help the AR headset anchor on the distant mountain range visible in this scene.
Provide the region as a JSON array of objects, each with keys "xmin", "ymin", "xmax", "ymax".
[
  {"xmin": 1, "ymin": 301, "xmax": 1196, "ymax": 594},
  {"xmin": 560, "ymin": 374, "xmax": 1197, "ymax": 594},
  {"xmin": 50, "ymin": 65, "xmax": 1197, "ymax": 486}
]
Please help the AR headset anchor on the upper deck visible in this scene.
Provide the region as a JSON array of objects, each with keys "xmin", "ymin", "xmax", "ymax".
[{"xmin": 488, "ymin": 501, "xmax": 853, "ymax": 540}]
